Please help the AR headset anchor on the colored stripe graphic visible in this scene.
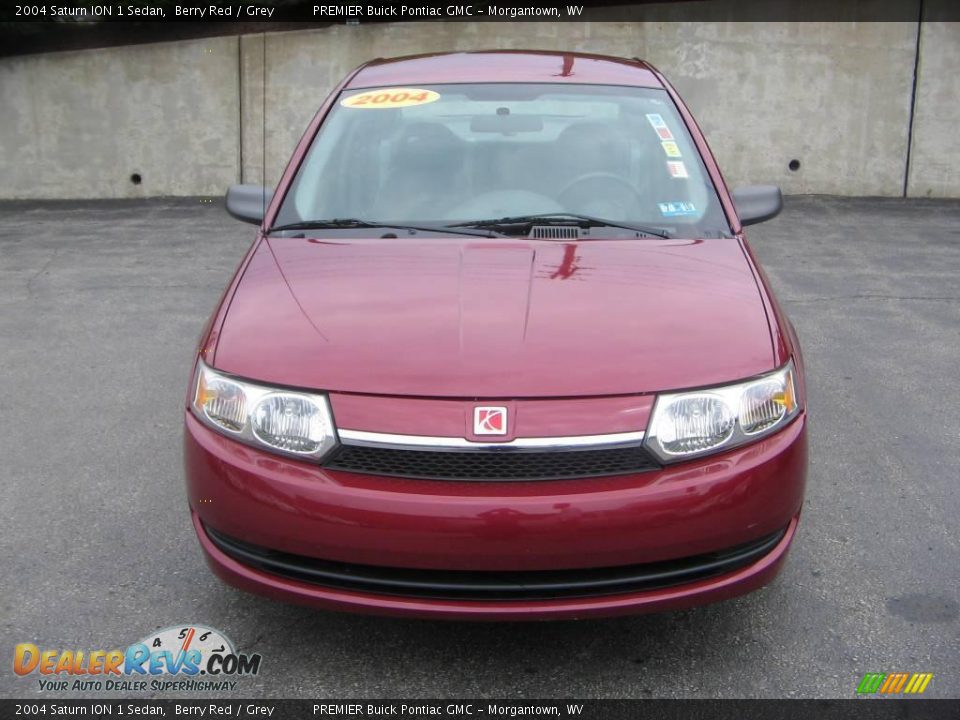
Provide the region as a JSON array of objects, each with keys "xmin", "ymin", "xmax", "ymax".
[
  {"xmin": 858, "ymin": 672, "xmax": 933, "ymax": 694},
  {"xmin": 907, "ymin": 673, "xmax": 933, "ymax": 694},
  {"xmin": 893, "ymin": 673, "xmax": 910, "ymax": 693},
  {"xmin": 880, "ymin": 673, "xmax": 907, "ymax": 693},
  {"xmin": 857, "ymin": 673, "xmax": 885, "ymax": 693}
]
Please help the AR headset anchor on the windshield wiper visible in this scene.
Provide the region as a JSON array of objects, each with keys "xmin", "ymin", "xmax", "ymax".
[
  {"xmin": 449, "ymin": 213, "xmax": 672, "ymax": 239},
  {"xmin": 267, "ymin": 218, "xmax": 502, "ymax": 238}
]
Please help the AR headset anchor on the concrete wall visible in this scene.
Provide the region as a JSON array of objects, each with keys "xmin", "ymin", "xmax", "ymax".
[
  {"xmin": 1, "ymin": 16, "xmax": 957, "ymax": 200},
  {"xmin": 907, "ymin": 0, "xmax": 960, "ymax": 197},
  {"xmin": 0, "ymin": 36, "xmax": 240, "ymax": 198}
]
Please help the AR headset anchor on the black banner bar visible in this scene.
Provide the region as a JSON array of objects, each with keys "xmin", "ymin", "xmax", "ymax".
[
  {"xmin": 4, "ymin": 0, "xmax": 953, "ymax": 59},
  {"xmin": 2, "ymin": 700, "xmax": 960, "ymax": 720},
  {"xmin": 1, "ymin": 0, "xmax": 950, "ymax": 24}
]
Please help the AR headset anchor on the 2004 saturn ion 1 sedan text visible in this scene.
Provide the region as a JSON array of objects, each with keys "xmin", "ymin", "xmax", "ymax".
[{"xmin": 184, "ymin": 51, "xmax": 807, "ymax": 620}]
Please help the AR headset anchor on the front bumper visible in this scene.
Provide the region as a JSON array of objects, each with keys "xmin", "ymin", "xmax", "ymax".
[{"xmin": 184, "ymin": 411, "xmax": 806, "ymax": 620}]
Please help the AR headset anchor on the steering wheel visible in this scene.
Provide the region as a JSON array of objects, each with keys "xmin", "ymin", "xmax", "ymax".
[{"xmin": 557, "ymin": 172, "xmax": 645, "ymax": 220}]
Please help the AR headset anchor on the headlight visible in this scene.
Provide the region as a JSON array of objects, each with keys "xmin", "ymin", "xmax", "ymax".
[
  {"xmin": 645, "ymin": 360, "xmax": 801, "ymax": 463},
  {"xmin": 191, "ymin": 360, "xmax": 338, "ymax": 460}
]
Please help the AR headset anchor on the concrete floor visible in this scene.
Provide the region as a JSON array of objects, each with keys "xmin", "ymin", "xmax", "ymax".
[{"xmin": 1, "ymin": 195, "xmax": 958, "ymax": 699}]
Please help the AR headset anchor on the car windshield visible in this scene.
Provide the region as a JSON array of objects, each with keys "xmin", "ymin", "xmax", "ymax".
[{"xmin": 273, "ymin": 83, "xmax": 731, "ymax": 238}]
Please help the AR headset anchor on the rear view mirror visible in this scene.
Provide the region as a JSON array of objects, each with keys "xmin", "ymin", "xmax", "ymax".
[
  {"xmin": 225, "ymin": 184, "xmax": 273, "ymax": 225},
  {"xmin": 470, "ymin": 114, "xmax": 543, "ymax": 134},
  {"xmin": 731, "ymin": 185, "xmax": 783, "ymax": 226}
]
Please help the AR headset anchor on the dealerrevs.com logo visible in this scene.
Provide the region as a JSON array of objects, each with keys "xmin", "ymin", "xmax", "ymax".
[{"xmin": 13, "ymin": 624, "xmax": 261, "ymax": 692}]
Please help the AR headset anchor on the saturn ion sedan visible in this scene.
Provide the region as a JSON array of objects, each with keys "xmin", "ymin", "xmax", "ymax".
[{"xmin": 184, "ymin": 51, "xmax": 806, "ymax": 620}]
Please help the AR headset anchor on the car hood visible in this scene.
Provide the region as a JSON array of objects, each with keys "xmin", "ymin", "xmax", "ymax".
[{"xmin": 213, "ymin": 237, "xmax": 774, "ymax": 398}]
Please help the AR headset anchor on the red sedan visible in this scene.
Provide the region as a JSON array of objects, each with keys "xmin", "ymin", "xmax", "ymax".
[{"xmin": 184, "ymin": 51, "xmax": 806, "ymax": 620}]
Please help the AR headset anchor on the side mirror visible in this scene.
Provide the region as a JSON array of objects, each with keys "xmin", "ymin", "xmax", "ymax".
[
  {"xmin": 731, "ymin": 185, "xmax": 783, "ymax": 226},
  {"xmin": 225, "ymin": 184, "xmax": 273, "ymax": 225}
]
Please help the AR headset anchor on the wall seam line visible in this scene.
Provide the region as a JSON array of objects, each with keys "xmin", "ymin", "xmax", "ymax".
[
  {"xmin": 238, "ymin": 35, "xmax": 244, "ymax": 184},
  {"xmin": 262, "ymin": 33, "xmax": 267, "ymax": 216},
  {"xmin": 902, "ymin": 0, "xmax": 925, "ymax": 198}
]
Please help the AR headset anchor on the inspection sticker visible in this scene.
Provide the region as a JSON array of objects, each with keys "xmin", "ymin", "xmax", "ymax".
[
  {"xmin": 646, "ymin": 113, "xmax": 675, "ymax": 140},
  {"xmin": 646, "ymin": 113, "xmax": 667, "ymax": 129},
  {"xmin": 661, "ymin": 140, "xmax": 682, "ymax": 158},
  {"xmin": 341, "ymin": 88, "xmax": 440, "ymax": 109},
  {"xmin": 658, "ymin": 201, "xmax": 698, "ymax": 217},
  {"xmin": 666, "ymin": 161, "xmax": 689, "ymax": 178}
]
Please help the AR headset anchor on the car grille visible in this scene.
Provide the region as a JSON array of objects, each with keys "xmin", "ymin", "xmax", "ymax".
[
  {"xmin": 322, "ymin": 443, "xmax": 659, "ymax": 481},
  {"xmin": 205, "ymin": 525, "xmax": 787, "ymax": 601}
]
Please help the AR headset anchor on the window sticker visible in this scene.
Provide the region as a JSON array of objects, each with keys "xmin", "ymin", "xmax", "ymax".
[
  {"xmin": 341, "ymin": 88, "xmax": 440, "ymax": 109},
  {"xmin": 658, "ymin": 201, "xmax": 698, "ymax": 217},
  {"xmin": 646, "ymin": 113, "xmax": 667, "ymax": 129},
  {"xmin": 666, "ymin": 161, "xmax": 689, "ymax": 178},
  {"xmin": 647, "ymin": 113, "xmax": 675, "ymax": 140},
  {"xmin": 661, "ymin": 140, "xmax": 682, "ymax": 158}
]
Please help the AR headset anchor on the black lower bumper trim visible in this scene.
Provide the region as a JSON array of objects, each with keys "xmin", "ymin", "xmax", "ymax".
[{"xmin": 204, "ymin": 524, "xmax": 787, "ymax": 601}]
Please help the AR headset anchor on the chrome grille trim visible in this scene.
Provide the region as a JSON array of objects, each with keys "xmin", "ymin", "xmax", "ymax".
[{"xmin": 336, "ymin": 429, "xmax": 645, "ymax": 453}]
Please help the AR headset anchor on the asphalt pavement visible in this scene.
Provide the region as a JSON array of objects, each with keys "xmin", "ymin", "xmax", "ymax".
[{"xmin": 1, "ymin": 195, "xmax": 958, "ymax": 699}]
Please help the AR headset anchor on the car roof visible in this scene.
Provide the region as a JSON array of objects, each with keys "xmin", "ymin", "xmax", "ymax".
[{"xmin": 346, "ymin": 51, "xmax": 664, "ymax": 90}]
